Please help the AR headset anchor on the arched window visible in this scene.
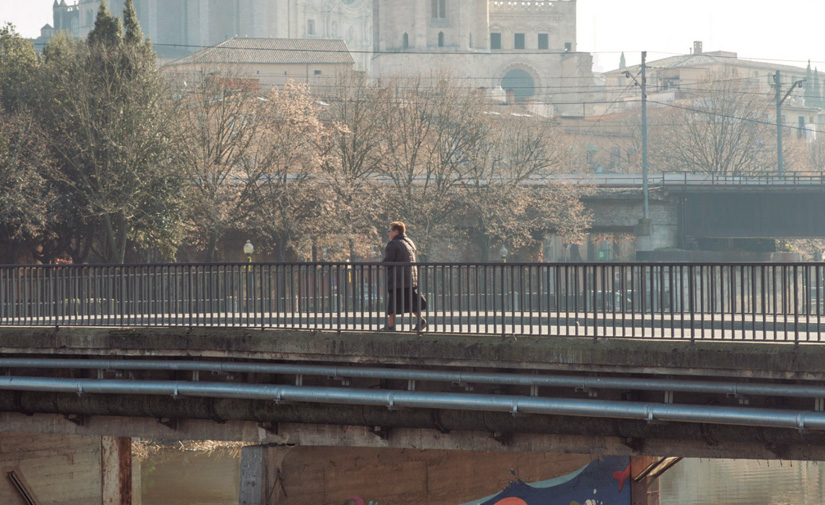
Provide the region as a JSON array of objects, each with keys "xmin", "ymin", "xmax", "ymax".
[
  {"xmin": 438, "ymin": 31, "xmax": 444, "ymax": 48},
  {"xmin": 502, "ymin": 69, "xmax": 536, "ymax": 102},
  {"xmin": 403, "ymin": 33, "xmax": 409, "ymax": 50}
]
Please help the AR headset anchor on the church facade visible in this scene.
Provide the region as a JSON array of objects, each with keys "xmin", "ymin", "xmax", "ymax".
[{"xmin": 41, "ymin": 0, "xmax": 595, "ymax": 114}]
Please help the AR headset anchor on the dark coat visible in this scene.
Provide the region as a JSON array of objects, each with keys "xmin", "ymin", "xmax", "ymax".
[{"xmin": 383, "ymin": 233, "xmax": 418, "ymax": 290}]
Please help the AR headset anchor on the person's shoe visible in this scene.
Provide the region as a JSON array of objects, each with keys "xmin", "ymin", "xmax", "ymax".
[
  {"xmin": 412, "ymin": 318, "xmax": 428, "ymax": 332},
  {"xmin": 379, "ymin": 325, "xmax": 396, "ymax": 332}
]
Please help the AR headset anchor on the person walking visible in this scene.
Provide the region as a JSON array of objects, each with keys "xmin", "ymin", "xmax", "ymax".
[{"xmin": 380, "ymin": 221, "xmax": 427, "ymax": 332}]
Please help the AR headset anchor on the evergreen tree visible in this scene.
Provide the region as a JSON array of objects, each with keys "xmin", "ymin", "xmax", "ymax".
[
  {"xmin": 819, "ymin": 82, "xmax": 825, "ymax": 106},
  {"xmin": 36, "ymin": 8, "xmax": 182, "ymax": 263},
  {"xmin": 619, "ymin": 52, "xmax": 626, "ymax": 70},
  {"xmin": 123, "ymin": 0, "xmax": 144, "ymax": 46},
  {"xmin": 805, "ymin": 60, "xmax": 815, "ymax": 106},
  {"xmin": 814, "ymin": 68, "xmax": 822, "ymax": 108},
  {"xmin": 87, "ymin": 0, "xmax": 122, "ymax": 47}
]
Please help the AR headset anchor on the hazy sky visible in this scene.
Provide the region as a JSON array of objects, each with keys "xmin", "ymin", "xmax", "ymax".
[{"xmin": 2, "ymin": 0, "xmax": 825, "ymax": 72}]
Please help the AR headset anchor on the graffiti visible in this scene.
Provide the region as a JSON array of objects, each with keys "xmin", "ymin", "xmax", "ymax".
[
  {"xmin": 613, "ymin": 463, "xmax": 631, "ymax": 493},
  {"xmin": 460, "ymin": 456, "xmax": 632, "ymax": 505},
  {"xmin": 339, "ymin": 496, "xmax": 378, "ymax": 505}
]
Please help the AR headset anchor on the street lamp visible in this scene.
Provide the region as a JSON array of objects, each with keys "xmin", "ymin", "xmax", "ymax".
[
  {"xmin": 500, "ymin": 244, "xmax": 509, "ymax": 263},
  {"xmin": 243, "ymin": 240, "xmax": 254, "ymax": 263}
]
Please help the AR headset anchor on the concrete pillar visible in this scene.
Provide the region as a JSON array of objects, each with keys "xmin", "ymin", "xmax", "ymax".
[
  {"xmin": 631, "ymin": 456, "xmax": 661, "ymax": 505},
  {"xmin": 101, "ymin": 436, "xmax": 133, "ymax": 505},
  {"xmin": 238, "ymin": 445, "xmax": 288, "ymax": 505}
]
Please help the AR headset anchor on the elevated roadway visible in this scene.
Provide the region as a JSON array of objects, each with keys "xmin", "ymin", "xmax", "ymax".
[{"xmin": 2, "ymin": 326, "xmax": 825, "ymax": 461}]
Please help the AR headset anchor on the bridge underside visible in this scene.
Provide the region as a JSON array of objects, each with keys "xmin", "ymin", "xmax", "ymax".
[
  {"xmin": 2, "ymin": 327, "xmax": 825, "ymax": 461},
  {"xmin": 2, "ymin": 396, "xmax": 825, "ymax": 461}
]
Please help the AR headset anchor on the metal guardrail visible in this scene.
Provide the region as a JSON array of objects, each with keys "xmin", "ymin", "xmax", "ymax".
[
  {"xmin": 565, "ymin": 172, "xmax": 825, "ymax": 190},
  {"xmin": 1, "ymin": 262, "xmax": 825, "ymax": 342}
]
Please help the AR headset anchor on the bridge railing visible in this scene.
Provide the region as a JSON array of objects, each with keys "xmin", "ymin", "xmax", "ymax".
[
  {"xmin": 659, "ymin": 172, "xmax": 825, "ymax": 189},
  {"xmin": 1, "ymin": 262, "xmax": 824, "ymax": 342}
]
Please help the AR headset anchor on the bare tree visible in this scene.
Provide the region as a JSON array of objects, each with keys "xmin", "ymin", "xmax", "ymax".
[
  {"xmin": 805, "ymin": 137, "xmax": 825, "ymax": 172},
  {"xmin": 246, "ymin": 81, "xmax": 337, "ymax": 260},
  {"xmin": 654, "ymin": 71, "xmax": 774, "ymax": 175},
  {"xmin": 314, "ymin": 71, "xmax": 389, "ymax": 260},
  {"xmin": 377, "ymin": 76, "xmax": 488, "ymax": 259},
  {"xmin": 172, "ymin": 67, "xmax": 268, "ymax": 262},
  {"xmin": 461, "ymin": 111, "xmax": 591, "ymax": 260}
]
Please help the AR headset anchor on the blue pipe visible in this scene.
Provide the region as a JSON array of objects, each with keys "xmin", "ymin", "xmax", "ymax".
[
  {"xmin": 0, "ymin": 375, "xmax": 822, "ymax": 431},
  {"xmin": 0, "ymin": 358, "xmax": 822, "ymax": 399}
]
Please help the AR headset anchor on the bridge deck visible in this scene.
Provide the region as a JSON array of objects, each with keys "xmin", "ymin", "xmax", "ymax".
[{"xmin": 2, "ymin": 326, "xmax": 825, "ymax": 459}]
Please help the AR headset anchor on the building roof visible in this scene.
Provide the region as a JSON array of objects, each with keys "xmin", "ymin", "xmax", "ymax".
[
  {"xmin": 604, "ymin": 51, "xmax": 808, "ymax": 76},
  {"xmin": 168, "ymin": 37, "xmax": 355, "ymax": 66}
]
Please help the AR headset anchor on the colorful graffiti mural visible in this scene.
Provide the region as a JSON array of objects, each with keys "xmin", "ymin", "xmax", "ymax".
[{"xmin": 460, "ymin": 456, "xmax": 631, "ymax": 505}]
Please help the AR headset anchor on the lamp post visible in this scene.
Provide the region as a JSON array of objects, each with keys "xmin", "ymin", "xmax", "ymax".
[
  {"xmin": 243, "ymin": 240, "xmax": 254, "ymax": 264},
  {"xmin": 500, "ymin": 244, "xmax": 510, "ymax": 311},
  {"xmin": 242, "ymin": 240, "xmax": 254, "ymax": 314}
]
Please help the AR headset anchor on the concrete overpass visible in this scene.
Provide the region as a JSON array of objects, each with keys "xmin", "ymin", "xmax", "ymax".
[
  {"xmin": 3, "ymin": 326, "xmax": 825, "ymax": 503},
  {"xmin": 3, "ymin": 326, "xmax": 825, "ymax": 458},
  {"xmin": 2, "ymin": 258, "xmax": 825, "ymax": 503},
  {"xmin": 573, "ymin": 173, "xmax": 825, "ymax": 253}
]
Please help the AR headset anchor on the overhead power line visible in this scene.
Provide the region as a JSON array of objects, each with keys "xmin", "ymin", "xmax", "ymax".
[{"xmin": 151, "ymin": 42, "xmax": 825, "ymax": 67}]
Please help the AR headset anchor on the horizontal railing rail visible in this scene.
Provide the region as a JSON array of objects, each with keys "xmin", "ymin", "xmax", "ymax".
[
  {"xmin": 561, "ymin": 172, "xmax": 825, "ymax": 191},
  {"xmin": 1, "ymin": 262, "xmax": 824, "ymax": 342}
]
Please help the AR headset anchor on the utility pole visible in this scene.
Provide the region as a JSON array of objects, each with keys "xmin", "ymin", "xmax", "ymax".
[
  {"xmin": 625, "ymin": 52, "xmax": 650, "ymax": 227},
  {"xmin": 773, "ymin": 71, "xmax": 805, "ymax": 177},
  {"xmin": 641, "ymin": 51, "xmax": 649, "ymax": 220}
]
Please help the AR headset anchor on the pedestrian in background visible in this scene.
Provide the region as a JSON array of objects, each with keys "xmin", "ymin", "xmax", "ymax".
[{"xmin": 380, "ymin": 221, "xmax": 428, "ymax": 332}]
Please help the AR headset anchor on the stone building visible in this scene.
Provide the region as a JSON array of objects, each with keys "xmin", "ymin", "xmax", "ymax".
[
  {"xmin": 162, "ymin": 37, "xmax": 356, "ymax": 90},
  {"xmin": 39, "ymin": 0, "xmax": 596, "ymax": 113},
  {"xmin": 372, "ymin": 0, "xmax": 594, "ymax": 115}
]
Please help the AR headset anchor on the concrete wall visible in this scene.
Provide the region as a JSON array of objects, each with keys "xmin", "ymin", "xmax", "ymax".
[
  {"xmin": 586, "ymin": 196, "xmax": 680, "ymax": 255},
  {"xmin": 0, "ymin": 433, "xmax": 139, "ymax": 505},
  {"xmin": 164, "ymin": 62, "xmax": 352, "ymax": 90}
]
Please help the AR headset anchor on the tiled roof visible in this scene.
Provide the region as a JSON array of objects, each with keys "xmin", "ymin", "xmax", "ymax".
[
  {"xmin": 169, "ymin": 37, "xmax": 355, "ymax": 66},
  {"xmin": 604, "ymin": 52, "xmax": 807, "ymax": 76}
]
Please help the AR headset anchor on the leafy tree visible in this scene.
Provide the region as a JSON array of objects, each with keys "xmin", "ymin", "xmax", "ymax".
[
  {"xmin": 0, "ymin": 110, "xmax": 55, "ymax": 262},
  {"xmin": 0, "ymin": 24, "xmax": 38, "ymax": 112},
  {"xmin": 34, "ymin": 3, "xmax": 183, "ymax": 263}
]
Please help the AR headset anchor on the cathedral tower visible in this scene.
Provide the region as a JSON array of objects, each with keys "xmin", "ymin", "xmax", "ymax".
[{"xmin": 374, "ymin": 0, "xmax": 489, "ymax": 53}]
